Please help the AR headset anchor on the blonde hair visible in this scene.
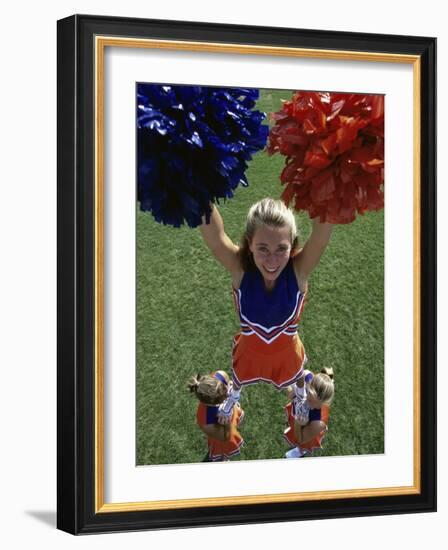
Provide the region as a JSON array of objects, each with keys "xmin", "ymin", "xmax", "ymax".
[
  {"xmin": 188, "ymin": 373, "xmax": 228, "ymax": 405},
  {"xmin": 308, "ymin": 367, "xmax": 335, "ymax": 406},
  {"xmin": 239, "ymin": 198, "xmax": 299, "ymax": 271}
]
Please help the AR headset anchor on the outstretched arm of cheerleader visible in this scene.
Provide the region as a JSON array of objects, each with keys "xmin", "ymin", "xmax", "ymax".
[
  {"xmin": 200, "ymin": 423, "xmax": 231, "ymax": 442},
  {"xmin": 293, "ymin": 419, "xmax": 327, "ymax": 445},
  {"xmin": 293, "ymin": 218, "xmax": 333, "ymax": 291},
  {"xmin": 199, "ymin": 204, "xmax": 242, "ymax": 275}
]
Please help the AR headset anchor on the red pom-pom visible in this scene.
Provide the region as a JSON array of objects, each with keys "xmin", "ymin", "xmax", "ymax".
[{"xmin": 268, "ymin": 91, "xmax": 384, "ymax": 224}]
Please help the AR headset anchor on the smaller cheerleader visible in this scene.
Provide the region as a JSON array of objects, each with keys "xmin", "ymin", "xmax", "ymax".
[
  {"xmin": 188, "ymin": 370, "xmax": 244, "ymax": 462},
  {"xmin": 283, "ymin": 367, "xmax": 335, "ymax": 458}
]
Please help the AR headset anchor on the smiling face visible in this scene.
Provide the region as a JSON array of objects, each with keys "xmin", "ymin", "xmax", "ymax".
[{"xmin": 248, "ymin": 224, "xmax": 292, "ymax": 289}]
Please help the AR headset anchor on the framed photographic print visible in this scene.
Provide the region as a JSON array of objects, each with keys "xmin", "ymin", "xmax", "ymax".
[{"xmin": 57, "ymin": 14, "xmax": 436, "ymax": 534}]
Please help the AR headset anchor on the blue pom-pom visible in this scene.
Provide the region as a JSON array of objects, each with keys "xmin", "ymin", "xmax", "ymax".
[{"xmin": 137, "ymin": 84, "xmax": 269, "ymax": 228}]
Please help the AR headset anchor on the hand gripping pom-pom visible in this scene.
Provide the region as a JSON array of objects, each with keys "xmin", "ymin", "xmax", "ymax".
[
  {"xmin": 268, "ymin": 91, "xmax": 384, "ymax": 224},
  {"xmin": 218, "ymin": 384, "xmax": 240, "ymax": 421},
  {"xmin": 137, "ymin": 84, "xmax": 269, "ymax": 228}
]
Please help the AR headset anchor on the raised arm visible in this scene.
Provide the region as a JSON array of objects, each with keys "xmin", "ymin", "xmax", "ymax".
[
  {"xmin": 199, "ymin": 204, "xmax": 242, "ymax": 275},
  {"xmin": 293, "ymin": 218, "xmax": 333, "ymax": 290}
]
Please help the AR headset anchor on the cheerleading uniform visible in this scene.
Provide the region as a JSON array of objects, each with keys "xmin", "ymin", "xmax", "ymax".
[
  {"xmin": 196, "ymin": 373, "xmax": 245, "ymax": 461},
  {"xmin": 231, "ymin": 259, "xmax": 307, "ymax": 389},
  {"xmin": 283, "ymin": 372, "xmax": 330, "ymax": 454}
]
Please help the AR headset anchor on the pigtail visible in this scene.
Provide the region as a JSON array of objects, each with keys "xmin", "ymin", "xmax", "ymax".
[
  {"xmin": 188, "ymin": 373, "xmax": 228, "ymax": 405},
  {"xmin": 321, "ymin": 367, "xmax": 334, "ymax": 381},
  {"xmin": 188, "ymin": 373, "xmax": 202, "ymax": 395},
  {"xmin": 310, "ymin": 367, "xmax": 335, "ymax": 406}
]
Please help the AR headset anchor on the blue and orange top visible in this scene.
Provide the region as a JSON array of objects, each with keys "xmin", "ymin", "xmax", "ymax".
[
  {"xmin": 233, "ymin": 259, "xmax": 306, "ymax": 344},
  {"xmin": 231, "ymin": 260, "xmax": 307, "ymax": 389}
]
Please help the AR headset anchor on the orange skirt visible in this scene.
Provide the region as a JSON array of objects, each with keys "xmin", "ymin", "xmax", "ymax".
[
  {"xmin": 198, "ymin": 404, "xmax": 245, "ymax": 461},
  {"xmin": 283, "ymin": 402, "xmax": 330, "ymax": 454},
  {"xmin": 232, "ymin": 332, "xmax": 307, "ymax": 389}
]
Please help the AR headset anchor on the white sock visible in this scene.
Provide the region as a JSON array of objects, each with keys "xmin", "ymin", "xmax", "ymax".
[{"xmin": 285, "ymin": 447, "xmax": 303, "ymax": 459}]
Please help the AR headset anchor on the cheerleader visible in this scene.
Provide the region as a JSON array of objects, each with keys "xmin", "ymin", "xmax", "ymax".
[
  {"xmin": 188, "ymin": 370, "xmax": 244, "ymax": 462},
  {"xmin": 199, "ymin": 198, "xmax": 333, "ymax": 422},
  {"xmin": 283, "ymin": 367, "xmax": 335, "ymax": 458}
]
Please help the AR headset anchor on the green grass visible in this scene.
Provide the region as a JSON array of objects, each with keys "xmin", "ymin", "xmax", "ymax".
[{"xmin": 136, "ymin": 88, "xmax": 384, "ymax": 465}]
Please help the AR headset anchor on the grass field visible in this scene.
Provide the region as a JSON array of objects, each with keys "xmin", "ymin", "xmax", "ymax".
[{"xmin": 136, "ymin": 88, "xmax": 384, "ymax": 465}]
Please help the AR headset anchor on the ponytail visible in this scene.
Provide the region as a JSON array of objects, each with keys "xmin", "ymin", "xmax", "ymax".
[
  {"xmin": 187, "ymin": 373, "xmax": 202, "ymax": 395},
  {"xmin": 321, "ymin": 367, "xmax": 334, "ymax": 381},
  {"xmin": 188, "ymin": 373, "xmax": 228, "ymax": 405},
  {"xmin": 309, "ymin": 368, "xmax": 335, "ymax": 405}
]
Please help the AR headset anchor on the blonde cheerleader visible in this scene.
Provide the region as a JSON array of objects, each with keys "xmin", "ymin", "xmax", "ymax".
[{"xmin": 284, "ymin": 367, "xmax": 335, "ymax": 458}]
